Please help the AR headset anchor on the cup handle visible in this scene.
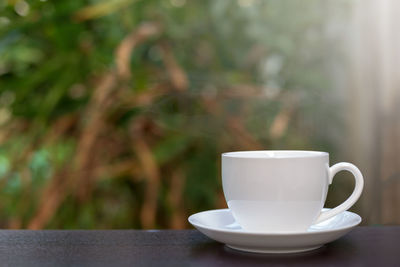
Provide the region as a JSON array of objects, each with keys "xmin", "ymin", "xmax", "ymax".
[{"xmin": 315, "ymin": 162, "xmax": 364, "ymax": 224}]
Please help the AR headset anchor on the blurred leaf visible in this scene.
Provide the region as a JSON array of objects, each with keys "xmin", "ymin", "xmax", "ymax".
[
  {"xmin": 73, "ymin": 0, "xmax": 137, "ymax": 21},
  {"xmin": 153, "ymin": 134, "xmax": 190, "ymax": 164}
]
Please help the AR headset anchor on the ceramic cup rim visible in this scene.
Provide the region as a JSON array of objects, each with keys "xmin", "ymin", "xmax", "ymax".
[{"xmin": 222, "ymin": 150, "xmax": 329, "ymax": 159}]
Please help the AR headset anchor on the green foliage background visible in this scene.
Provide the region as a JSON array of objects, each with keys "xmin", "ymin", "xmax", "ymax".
[{"xmin": 0, "ymin": 0, "xmax": 347, "ymax": 229}]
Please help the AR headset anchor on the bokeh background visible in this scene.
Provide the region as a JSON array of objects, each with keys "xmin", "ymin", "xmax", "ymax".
[{"xmin": 0, "ymin": 0, "xmax": 399, "ymax": 229}]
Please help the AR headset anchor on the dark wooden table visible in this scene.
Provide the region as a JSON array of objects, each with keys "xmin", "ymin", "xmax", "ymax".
[{"xmin": 0, "ymin": 227, "xmax": 398, "ymax": 266}]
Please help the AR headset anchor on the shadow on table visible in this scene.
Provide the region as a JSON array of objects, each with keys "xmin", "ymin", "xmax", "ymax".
[{"xmin": 190, "ymin": 239, "xmax": 357, "ymax": 266}]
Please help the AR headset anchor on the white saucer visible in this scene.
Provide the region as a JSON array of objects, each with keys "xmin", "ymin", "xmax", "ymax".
[{"xmin": 188, "ymin": 208, "xmax": 361, "ymax": 254}]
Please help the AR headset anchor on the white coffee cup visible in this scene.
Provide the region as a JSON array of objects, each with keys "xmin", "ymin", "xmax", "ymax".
[{"xmin": 222, "ymin": 150, "xmax": 364, "ymax": 233}]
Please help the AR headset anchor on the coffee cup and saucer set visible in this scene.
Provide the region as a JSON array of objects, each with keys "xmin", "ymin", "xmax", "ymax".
[{"xmin": 188, "ymin": 150, "xmax": 364, "ymax": 254}]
